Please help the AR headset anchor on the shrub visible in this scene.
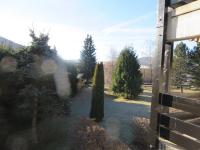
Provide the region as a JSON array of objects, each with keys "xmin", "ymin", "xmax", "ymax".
[
  {"xmin": 71, "ymin": 118, "xmax": 106, "ymax": 150},
  {"xmin": 90, "ymin": 62, "xmax": 104, "ymax": 122},
  {"xmin": 108, "ymin": 139, "xmax": 130, "ymax": 150},
  {"xmin": 112, "ymin": 47, "xmax": 143, "ymax": 99},
  {"xmin": 131, "ymin": 117, "xmax": 150, "ymax": 150},
  {"xmin": 71, "ymin": 118, "xmax": 130, "ymax": 150}
]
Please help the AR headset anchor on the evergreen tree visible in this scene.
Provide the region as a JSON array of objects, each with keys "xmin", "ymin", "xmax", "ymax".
[
  {"xmin": 172, "ymin": 42, "xmax": 189, "ymax": 93},
  {"xmin": 112, "ymin": 47, "xmax": 142, "ymax": 99},
  {"xmin": 90, "ymin": 62, "xmax": 104, "ymax": 122},
  {"xmin": 17, "ymin": 30, "xmax": 65, "ymax": 144},
  {"xmin": 29, "ymin": 29, "xmax": 57, "ymax": 57},
  {"xmin": 0, "ymin": 30, "xmax": 69, "ymax": 147},
  {"xmin": 188, "ymin": 43, "xmax": 200, "ymax": 87},
  {"xmin": 80, "ymin": 34, "xmax": 96, "ymax": 84}
]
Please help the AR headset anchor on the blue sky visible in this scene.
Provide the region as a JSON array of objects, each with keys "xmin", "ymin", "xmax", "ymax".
[{"xmin": 0, "ymin": 0, "xmax": 157, "ymax": 60}]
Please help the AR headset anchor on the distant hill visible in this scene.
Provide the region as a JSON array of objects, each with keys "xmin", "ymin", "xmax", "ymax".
[
  {"xmin": 0, "ymin": 36, "xmax": 23, "ymax": 49},
  {"xmin": 138, "ymin": 57, "xmax": 152, "ymax": 67}
]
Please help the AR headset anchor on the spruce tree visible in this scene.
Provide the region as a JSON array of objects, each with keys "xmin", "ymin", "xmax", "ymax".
[
  {"xmin": 90, "ymin": 62, "xmax": 104, "ymax": 122},
  {"xmin": 188, "ymin": 43, "xmax": 200, "ymax": 87},
  {"xmin": 112, "ymin": 47, "xmax": 142, "ymax": 99},
  {"xmin": 0, "ymin": 30, "xmax": 69, "ymax": 147},
  {"xmin": 80, "ymin": 34, "xmax": 96, "ymax": 84},
  {"xmin": 172, "ymin": 42, "xmax": 188, "ymax": 93}
]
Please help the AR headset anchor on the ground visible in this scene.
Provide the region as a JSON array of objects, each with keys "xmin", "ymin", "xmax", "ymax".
[{"xmin": 70, "ymin": 88, "xmax": 150, "ymax": 144}]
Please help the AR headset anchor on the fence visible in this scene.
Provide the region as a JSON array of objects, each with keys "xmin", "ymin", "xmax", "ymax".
[
  {"xmin": 150, "ymin": 0, "xmax": 200, "ymax": 149},
  {"xmin": 158, "ymin": 93, "xmax": 200, "ymax": 149}
]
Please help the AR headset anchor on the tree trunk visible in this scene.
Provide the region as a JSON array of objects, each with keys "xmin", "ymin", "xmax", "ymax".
[
  {"xmin": 181, "ymin": 85, "xmax": 183, "ymax": 93},
  {"xmin": 32, "ymin": 97, "xmax": 38, "ymax": 144}
]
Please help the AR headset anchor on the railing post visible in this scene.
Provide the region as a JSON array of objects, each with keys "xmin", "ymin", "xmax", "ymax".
[{"xmin": 150, "ymin": 0, "xmax": 171, "ymax": 149}]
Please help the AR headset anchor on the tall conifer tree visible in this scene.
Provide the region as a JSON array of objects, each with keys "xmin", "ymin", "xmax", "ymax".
[
  {"xmin": 112, "ymin": 47, "xmax": 142, "ymax": 99},
  {"xmin": 80, "ymin": 35, "xmax": 96, "ymax": 84},
  {"xmin": 90, "ymin": 62, "xmax": 104, "ymax": 122},
  {"xmin": 188, "ymin": 43, "xmax": 200, "ymax": 87},
  {"xmin": 172, "ymin": 42, "xmax": 188, "ymax": 93}
]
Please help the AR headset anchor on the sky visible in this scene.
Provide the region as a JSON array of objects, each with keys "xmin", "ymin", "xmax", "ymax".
[{"xmin": 0, "ymin": 0, "xmax": 157, "ymax": 61}]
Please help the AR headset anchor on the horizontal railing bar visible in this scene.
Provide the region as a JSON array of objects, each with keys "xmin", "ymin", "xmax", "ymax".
[
  {"xmin": 186, "ymin": 117, "xmax": 200, "ymax": 125},
  {"xmin": 159, "ymin": 126, "xmax": 200, "ymax": 149},
  {"xmin": 168, "ymin": 111, "xmax": 199, "ymax": 120},
  {"xmin": 158, "ymin": 137, "xmax": 185, "ymax": 150},
  {"xmin": 159, "ymin": 93, "xmax": 200, "ymax": 115},
  {"xmin": 159, "ymin": 113, "xmax": 200, "ymax": 140}
]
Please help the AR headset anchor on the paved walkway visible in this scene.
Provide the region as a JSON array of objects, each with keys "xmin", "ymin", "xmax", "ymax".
[{"xmin": 70, "ymin": 88, "xmax": 150, "ymax": 144}]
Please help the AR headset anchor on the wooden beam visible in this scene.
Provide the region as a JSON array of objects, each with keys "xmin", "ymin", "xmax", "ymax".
[
  {"xmin": 172, "ymin": 102, "xmax": 200, "ymax": 115},
  {"xmin": 169, "ymin": 111, "xmax": 199, "ymax": 120},
  {"xmin": 170, "ymin": 0, "xmax": 197, "ymax": 8},
  {"xmin": 159, "ymin": 126, "xmax": 200, "ymax": 149},
  {"xmin": 159, "ymin": 137, "xmax": 185, "ymax": 150},
  {"xmin": 167, "ymin": 0, "xmax": 200, "ymax": 41},
  {"xmin": 159, "ymin": 93, "xmax": 200, "ymax": 115},
  {"xmin": 150, "ymin": 0, "xmax": 169, "ymax": 148},
  {"xmin": 160, "ymin": 113, "xmax": 200, "ymax": 140},
  {"xmin": 171, "ymin": 0, "xmax": 200, "ymax": 16},
  {"xmin": 186, "ymin": 117, "xmax": 200, "ymax": 125}
]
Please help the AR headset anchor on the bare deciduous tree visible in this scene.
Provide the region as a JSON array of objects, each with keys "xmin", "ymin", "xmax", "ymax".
[
  {"xmin": 143, "ymin": 40, "xmax": 155, "ymax": 84},
  {"xmin": 104, "ymin": 48, "xmax": 118, "ymax": 87}
]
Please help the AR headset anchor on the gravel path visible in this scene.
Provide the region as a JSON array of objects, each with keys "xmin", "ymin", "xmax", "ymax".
[{"xmin": 70, "ymin": 88, "xmax": 150, "ymax": 144}]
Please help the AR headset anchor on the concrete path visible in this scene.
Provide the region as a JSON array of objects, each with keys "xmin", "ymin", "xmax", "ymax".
[{"xmin": 70, "ymin": 88, "xmax": 150, "ymax": 144}]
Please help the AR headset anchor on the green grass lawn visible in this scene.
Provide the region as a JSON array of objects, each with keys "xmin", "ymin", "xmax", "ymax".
[
  {"xmin": 113, "ymin": 97, "xmax": 151, "ymax": 106},
  {"xmin": 142, "ymin": 85, "xmax": 200, "ymax": 99},
  {"xmin": 169, "ymin": 87, "xmax": 200, "ymax": 99},
  {"xmin": 105, "ymin": 86, "xmax": 152, "ymax": 97},
  {"xmin": 106, "ymin": 84, "xmax": 200, "ymax": 100}
]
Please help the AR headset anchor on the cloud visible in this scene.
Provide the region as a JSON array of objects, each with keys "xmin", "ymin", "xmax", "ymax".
[
  {"xmin": 102, "ymin": 12, "xmax": 155, "ymax": 34},
  {"xmin": 94, "ymin": 12, "xmax": 156, "ymax": 61}
]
